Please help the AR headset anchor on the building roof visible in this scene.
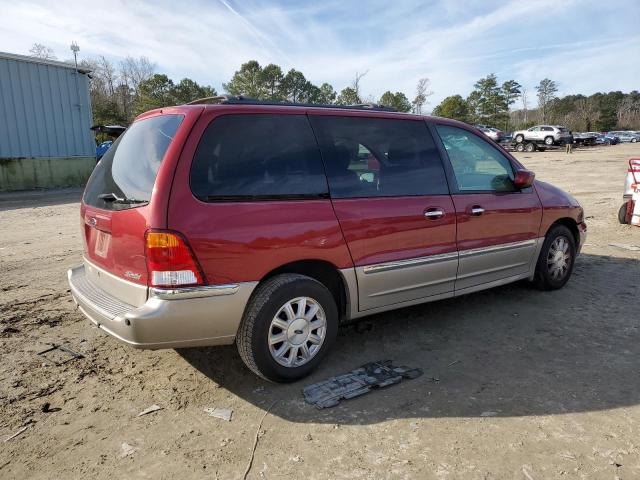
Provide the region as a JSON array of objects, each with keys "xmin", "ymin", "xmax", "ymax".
[{"xmin": 0, "ymin": 50, "xmax": 92, "ymax": 73}]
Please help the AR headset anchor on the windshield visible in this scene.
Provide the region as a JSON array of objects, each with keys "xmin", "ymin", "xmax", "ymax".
[{"xmin": 84, "ymin": 114, "xmax": 184, "ymax": 210}]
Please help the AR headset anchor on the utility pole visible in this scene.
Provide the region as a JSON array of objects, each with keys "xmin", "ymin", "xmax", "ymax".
[{"xmin": 70, "ymin": 41, "xmax": 81, "ymax": 109}]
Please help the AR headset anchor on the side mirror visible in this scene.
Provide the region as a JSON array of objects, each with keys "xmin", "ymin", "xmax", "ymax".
[{"xmin": 514, "ymin": 169, "xmax": 535, "ymax": 189}]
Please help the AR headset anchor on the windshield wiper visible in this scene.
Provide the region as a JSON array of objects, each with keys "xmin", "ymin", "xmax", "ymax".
[{"xmin": 98, "ymin": 192, "xmax": 149, "ymax": 205}]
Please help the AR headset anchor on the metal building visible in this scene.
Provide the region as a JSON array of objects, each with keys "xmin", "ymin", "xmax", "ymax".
[{"xmin": 0, "ymin": 51, "xmax": 94, "ymax": 190}]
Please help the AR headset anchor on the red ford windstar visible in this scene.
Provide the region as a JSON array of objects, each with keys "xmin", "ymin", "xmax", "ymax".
[{"xmin": 68, "ymin": 96, "xmax": 586, "ymax": 382}]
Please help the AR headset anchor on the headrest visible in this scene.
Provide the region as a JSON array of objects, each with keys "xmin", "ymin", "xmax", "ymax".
[{"xmin": 324, "ymin": 144, "xmax": 352, "ymax": 171}]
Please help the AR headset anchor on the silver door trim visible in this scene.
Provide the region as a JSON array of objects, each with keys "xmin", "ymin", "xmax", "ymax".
[
  {"xmin": 348, "ymin": 237, "xmax": 544, "ymax": 317},
  {"xmin": 368, "ymin": 275, "xmax": 457, "ymax": 297},
  {"xmin": 457, "ymin": 239, "xmax": 537, "ymax": 259},
  {"xmin": 456, "ymin": 260, "xmax": 531, "ymax": 280},
  {"xmin": 362, "ymin": 251, "xmax": 459, "ymax": 274},
  {"xmin": 361, "ymin": 239, "xmax": 536, "ymax": 274}
]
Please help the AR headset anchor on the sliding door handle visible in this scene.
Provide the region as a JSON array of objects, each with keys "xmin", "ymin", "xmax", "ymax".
[
  {"xmin": 470, "ymin": 206, "xmax": 485, "ymax": 216},
  {"xmin": 424, "ymin": 208, "xmax": 445, "ymax": 220}
]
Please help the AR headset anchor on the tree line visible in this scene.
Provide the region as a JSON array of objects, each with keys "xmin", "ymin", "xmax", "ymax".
[
  {"xmin": 29, "ymin": 44, "xmax": 430, "ymax": 125},
  {"xmin": 28, "ymin": 44, "xmax": 640, "ymax": 131},
  {"xmin": 432, "ymin": 74, "xmax": 640, "ymax": 131},
  {"xmin": 67, "ymin": 54, "xmax": 430, "ymax": 126}
]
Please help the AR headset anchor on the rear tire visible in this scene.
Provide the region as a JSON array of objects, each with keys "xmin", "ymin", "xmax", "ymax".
[
  {"xmin": 525, "ymin": 142, "xmax": 535, "ymax": 152},
  {"xmin": 532, "ymin": 225, "xmax": 576, "ymax": 291},
  {"xmin": 544, "ymin": 136, "xmax": 554, "ymax": 146},
  {"xmin": 515, "ymin": 143, "xmax": 525, "ymax": 152},
  {"xmin": 618, "ymin": 202, "xmax": 629, "ymax": 224},
  {"xmin": 236, "ymin": 274, "xmax": 338, "ymax": 383}
]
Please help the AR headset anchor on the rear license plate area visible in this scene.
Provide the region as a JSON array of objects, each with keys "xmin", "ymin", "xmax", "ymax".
[{"xmin": 94, "ymin": 229, "xmax": 111, "ymax": 258}]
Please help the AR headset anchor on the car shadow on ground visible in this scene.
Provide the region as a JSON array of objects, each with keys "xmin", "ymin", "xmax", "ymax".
[
  {"xmin": 0, "ymin": 187, "xmax": 83, "ymax": 211},
  {"xmin": 178, "ymin": 252, "xmax": 640, "ymax": 424}
]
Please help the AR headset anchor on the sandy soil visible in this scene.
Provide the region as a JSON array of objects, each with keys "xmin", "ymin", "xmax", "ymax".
[{"xmin": 1, "ymin": 144, "xmax": 639, "ymax": 480}]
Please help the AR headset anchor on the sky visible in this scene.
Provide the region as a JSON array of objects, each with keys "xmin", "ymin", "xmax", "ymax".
[{"xmin": 1, "ymin": 0, "xmax": 639, "ymax": 109}]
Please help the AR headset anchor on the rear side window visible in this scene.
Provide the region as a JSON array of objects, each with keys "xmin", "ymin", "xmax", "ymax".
[
  {"xmin": 309, "ymin": 116, "xmax": 448, "ymax": 198},
  {"xmin": 84, "ymin": 115, "xmax": 183, "ymax": 210},
  {"xmin": 190, "ymin": 114, "xmax": 328, "ymax": 200},
  {"xmin": 434, "ymin": 124, "xmax": 515, "ymax": 192}
]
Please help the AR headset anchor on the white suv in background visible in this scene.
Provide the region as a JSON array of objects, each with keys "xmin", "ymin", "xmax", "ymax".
[{"xmin": 513, "ymin": 125, "xmax": 570, "ymax": 146}]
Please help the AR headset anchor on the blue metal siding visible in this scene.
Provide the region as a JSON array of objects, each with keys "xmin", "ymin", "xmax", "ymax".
[{"xmin": 0, "ymin": 57, "xmax": 94, "ymax": 158}]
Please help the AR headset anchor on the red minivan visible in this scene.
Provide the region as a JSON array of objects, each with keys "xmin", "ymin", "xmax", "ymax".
[{"xmin": 68, "ymin": 97, "xmax": 587, "ymax": 382}]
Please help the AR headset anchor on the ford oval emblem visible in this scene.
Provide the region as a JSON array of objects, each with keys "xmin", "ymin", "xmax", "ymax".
[{"xmin": 90, "ymin": 217, "xmax": 97, "ymax": 226}]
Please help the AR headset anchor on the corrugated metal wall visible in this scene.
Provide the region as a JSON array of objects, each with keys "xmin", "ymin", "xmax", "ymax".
[{"xmin": 0, "ymin": 56, "xmax": 94, "ymax": 158}]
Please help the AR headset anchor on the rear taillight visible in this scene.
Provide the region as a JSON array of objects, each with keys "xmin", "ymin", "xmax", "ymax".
[{"xmin": 145, "ymin": 231, "xmax": 205, "ymax": 287}]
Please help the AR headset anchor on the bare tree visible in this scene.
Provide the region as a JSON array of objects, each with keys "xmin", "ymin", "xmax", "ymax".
[
  {"xmin": 351, "ymin": 70, "xmax": 368, "ymax": 102},
  {"xmin": 120, "ymin": 56, "xmax": 155, "ymax": 93},
  {"xmin": 29, "ymin": 43, "xmax": 57, "ymax": 60},
  {"xmin": 521, "ymin": 88, "xmax": 529, "ymax": 124},
  {"xmin": 98, "ymin": 56, "xmax": 118, "ymax": 97},
  {"xmin": 412, "ymin": 78, "xmax": 433, "ymax": 114},
  {"xmin": 574, "ymin": 98, "xmax": 600, "ymax": 131},
  {"xmin": 535, "ymin": 78, "xmax": 558, "ymax": 123},
  {"xmin": 617, "ymin": 97, "xmax": 640, "ymax": 129}
]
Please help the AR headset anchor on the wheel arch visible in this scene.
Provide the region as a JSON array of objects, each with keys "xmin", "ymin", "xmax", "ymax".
[
  {"xmin": 260, "ymin": 259, "xmax": 352, "ymax": 322},
  {"xmin": 546, "ymin": 217, "xmax": 580, "ymax": 247}
]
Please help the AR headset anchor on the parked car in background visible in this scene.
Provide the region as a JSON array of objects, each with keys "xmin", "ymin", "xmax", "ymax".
[
  {"xmin": 573, "ymin": 133, "xmax": 597, "ymax": 146},
  {"xmin": 96, "ymin": 140, "xmax": 113, "ymax": 160},
  {"xmin": 475, "ymin": 125, "xmax": 503, "ymax": 142},
  {"xmin": 608, "ymin": 131, "xmax": 639, "ymax": 143},
  {"xmin": 512, "ymin": 125, "xmax": 571, "ymax": 146},
  {"xmin": 584, "ymin": 132, "xmax": 619, "ymax": 145},
  {"xmin": 498, "ymin": 131, "xmax": 513, "ymax": 144},
  {"xmin": 91, "ymin": 125, "xmax": 127, "ymax": 161},
  {"xmin": 68, "ymin": 97, "xmax": 586, "ymax": 382}
]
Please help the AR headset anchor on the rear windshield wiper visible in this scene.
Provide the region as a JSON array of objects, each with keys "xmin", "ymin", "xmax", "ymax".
[{"xmin": 98, "ymin": 192, "xmax": 149, "ymax": 205}]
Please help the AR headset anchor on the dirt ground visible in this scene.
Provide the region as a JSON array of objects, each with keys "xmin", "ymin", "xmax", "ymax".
[{"xmin": 1, "ymin": 144, "xmax": 639, "ymax": 480}]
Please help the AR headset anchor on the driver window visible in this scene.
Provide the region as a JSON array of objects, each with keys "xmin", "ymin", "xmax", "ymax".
[{"xmin": 435, "ymin": 125, "xmax": 515, "ymax": 192}]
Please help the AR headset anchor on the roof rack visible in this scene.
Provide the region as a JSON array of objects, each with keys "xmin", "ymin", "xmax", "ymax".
[{"xmin": 186, "ymin": 94, "xmax": 398, "ymax": 112}]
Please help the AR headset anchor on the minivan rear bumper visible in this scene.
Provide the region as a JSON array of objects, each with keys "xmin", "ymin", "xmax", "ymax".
[{"xmin": 67, "ymin": 264, "xmax": 257, "ymax": 349}]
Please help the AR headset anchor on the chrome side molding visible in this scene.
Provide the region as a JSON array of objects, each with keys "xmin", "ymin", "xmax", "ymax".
[
  {"xmin": 363, "ymin": 252, "xmax": 458, "ymax": 274},
  {"xmin": 457, "ymin": 239, "xmax": 537, "ymax": 259},
  {"xmin": 362, "ymin": 239, "xmax": 539, "ymax": 275},
  {"xmin": 150, "ymin": 284, "xmax": 240, "ymax": 300}
]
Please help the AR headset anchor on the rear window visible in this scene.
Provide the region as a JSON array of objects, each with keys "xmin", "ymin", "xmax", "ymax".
[
  {"xmin": 84, "ymin": 114, "xmax": 183, "ymax": 210},
  {"xmin": 190, "ymin": 114, "xmax": 328, "ymax": 201}
]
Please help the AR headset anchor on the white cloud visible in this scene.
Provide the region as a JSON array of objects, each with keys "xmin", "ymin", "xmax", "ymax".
[{"xmin": 1, "ymin": 0, "xmax": 638, "ymax": 107}]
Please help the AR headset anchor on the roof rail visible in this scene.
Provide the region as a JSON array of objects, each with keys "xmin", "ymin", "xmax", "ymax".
[
  {"xmin": 185, "ymin": 95, "xmax": 398, "ymax": 112},
  {"xmin": 187, "ymin": 94, "xmax": 258, "ymax": 105},
  {"xmin": 348, "ymin": 103, "xmax": 397, "ymax": 112}
]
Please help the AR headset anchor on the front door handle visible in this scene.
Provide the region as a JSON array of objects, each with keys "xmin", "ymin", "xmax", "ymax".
[
  {"xmin": 424, "ymin": 208, "xmax": 445, "ymax": 220},
  {"xmin": 470, "ymin": 206, "xmax": 485, "ymax": 216}
]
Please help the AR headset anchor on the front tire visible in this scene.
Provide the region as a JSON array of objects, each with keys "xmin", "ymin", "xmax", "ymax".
[
  {"xmin": 515, "ymin": 134, "xmax": 524, "ymax": 143},
  {"xmin": 236, "ymin": 274, "xmax": 338, "ymax": 382},
  {"xmin": 532, "ymin": 225, "xmax": 576, "ymax": 290}
]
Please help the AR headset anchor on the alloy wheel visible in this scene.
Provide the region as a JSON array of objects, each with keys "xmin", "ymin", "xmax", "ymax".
[
  {"xmin": 268, "ymin": 297, "xmax": 326, "ymax": 367},
  {"xmin": 547, "ymin": 236, "xmax": 571, "ymax": 280}
]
